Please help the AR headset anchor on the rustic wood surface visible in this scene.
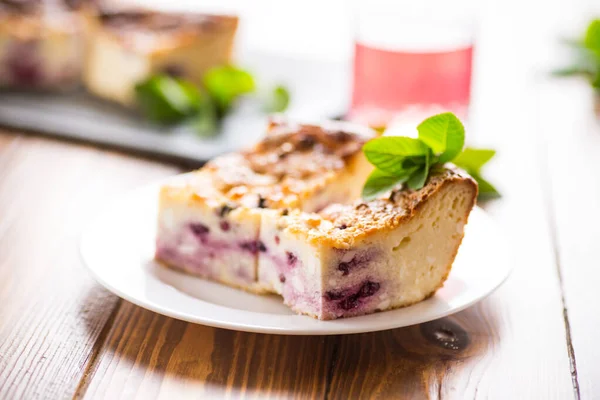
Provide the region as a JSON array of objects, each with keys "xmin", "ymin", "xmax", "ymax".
[
  {"xmin": 540, "ymin": 81, "xmax": 600, "ymax": 399},
  {"xmin": 0, "ymin": 0, "xmax": 597, "ymax": 398}
]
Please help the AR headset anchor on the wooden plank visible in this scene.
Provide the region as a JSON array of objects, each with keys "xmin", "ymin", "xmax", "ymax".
[
  {"xmin": 79, "ymin": 302, "xmax": 334, "ymax": 399},
  {"xmin": 539, "ymin": 79, "xmax": 600, "ymax": 398},
  {"xmin": 0, "ymin": 132, "xmax": 178, "ymax": 399},
  {"xmin": 533, "ymin": 0, "xmax": 599, "ymax": 397}
]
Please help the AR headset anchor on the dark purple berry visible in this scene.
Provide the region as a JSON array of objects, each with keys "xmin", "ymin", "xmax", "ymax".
[
  {"xmin": 240, "ymin": 241, "xmax": 257, "ymax": 254},
  {"xmin": 325, "ymin": 290, "xmax": 345, "ymax": 301},
  {"xmin": 8, "ymin": 46, "xmax": 41, "ymax": 85},
  {"xmin": 336, "ymin": 251, "xmax": 375, "ymax": 276},
  {"xmin": 190, "ymin": 223, "xmax": 210, "ymax": 236},
  {"xmin": 338, "ymin": 262, "xmax": 350, "ymax": 276},
  {"xmin": 279, "ymin": 274, "xmax": 286, "ymax": 283},
  {"xmin": 220, "ymin": 221, "xmax": 230, "ymax": 231},
  {"xmin": 286, "ymin": 251, "xmax": 297, "ymax": 266},
  {"xmin": 240, "ymin": 240, "xmax": 266, "ymax": 254},
  {"xmin": 337, "ymin": 224, "xmax": 348, "ymax": 230},
  {"xmin": 339, "ymin": 296, "xmax": 359, "ymax": 311},
  {"xmin": 218, "ymin": 204, "xmax": 236, "ymax": 217},
  {"xmin": 358, "ymin": 281, "xmax": 380, "ymax": 298},
  {"xmin": 257, "ymin": 195, "xmax": 268, "ymax": 209}
]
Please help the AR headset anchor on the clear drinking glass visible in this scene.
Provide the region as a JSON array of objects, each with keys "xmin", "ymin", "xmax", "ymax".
[{"xmin": 348, "ymin": 0, "xmax": 476, "ymax": 129}]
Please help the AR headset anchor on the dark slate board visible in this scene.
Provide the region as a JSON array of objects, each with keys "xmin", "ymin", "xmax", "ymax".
[{"xmin": 0, "ymin": 52, "xmax": 349, "ymax": 164}]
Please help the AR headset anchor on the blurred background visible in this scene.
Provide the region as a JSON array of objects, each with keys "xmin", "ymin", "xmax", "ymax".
[{"xmin": 0, "ymin": 0, "xmax": 599, "ymax": 164}]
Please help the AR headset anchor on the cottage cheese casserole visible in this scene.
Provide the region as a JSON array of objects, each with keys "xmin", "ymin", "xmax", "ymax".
[{"xmin": 155, "ymin": 119, "xmax": 478, "ymax": 319}]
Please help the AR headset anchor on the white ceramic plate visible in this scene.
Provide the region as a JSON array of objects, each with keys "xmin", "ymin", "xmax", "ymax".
[{"xmin": 80, "ymin": 177, "xmax": 512, "ymax": 335}]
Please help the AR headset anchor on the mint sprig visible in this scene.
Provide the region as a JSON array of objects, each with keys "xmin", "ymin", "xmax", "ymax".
[
  {"xmin": 264, "ymin": 85, "xmax": 290, "ymax": 113},
  {"xmin": 134, "ymin": 75, "xmax": 203, "ymax": 124},
  {"xmin": 203, "ymin": 65, "xmax": 256, "ymax": 115},
  {"xmin": 361, "ymin": 112, "xmax": 499, "ymax": 201},
  {"xmin": 453, "ymin": 148, "xmax": 500, "ymax": 198},
  {"xmin": 553, "ymin": 19, "xmax": 600, "ymax": 90},
  {"xmin": 135, "ymin": 66, "xmax": 291, "ymax": 136}
]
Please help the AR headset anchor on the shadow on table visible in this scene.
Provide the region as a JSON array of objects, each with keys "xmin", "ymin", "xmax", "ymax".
[{"xmin": 79, "ymin": 287, "xmax": 502, "ymax": 398}]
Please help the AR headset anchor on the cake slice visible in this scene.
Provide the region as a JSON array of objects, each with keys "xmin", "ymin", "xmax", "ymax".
[
  {"xmin": 83, "ymin": 8, "xmax": 238, "ymax": 105},
  {"xmin": 258, "ymin": 167, "xmax": 477, "ymax": 319},
  {"xmin": 155, "ymin": 171, "xmax": 265, "ymax": 292},
  {"xmin": 155, "ymin": 119, "xmax": 375, "ymax": 293},
  {"xmin": 0, "ymin": 0, "xmax": 87, "ymax": 88}
]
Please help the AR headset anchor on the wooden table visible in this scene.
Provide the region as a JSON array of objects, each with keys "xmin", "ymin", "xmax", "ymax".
[{"xmin": 1, "ymin": 1, "xmax": 598, "ymax": 399}]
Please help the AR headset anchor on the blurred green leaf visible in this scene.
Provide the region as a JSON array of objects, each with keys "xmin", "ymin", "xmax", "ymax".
[
  {"xmin": 203, "ymin": 65, "xmax": 255, "ymax": 115},
  {"xmin": 472, "ymin": 172, "xmax": 501, "ymax": 199},
  {"xmin": 453, "ymin": 148, "xmax": 496, "ymax": 173},
  {"xmin": 135, "ymin": 75, "xmax": 202, "ymax": 124},
  {"xmin": 264, "ymin": 85, "xmax": 290, "ymax": 113},
  {"xmin": 190, "ymin": 96, "xmax": 219, "ymax": 137},
  {"xmin": 584, "ymin": 19, "xmax": 600, "ymax": 50},
  {"xmin": 551, "ymin": 66, "xmax": 592, "ymax": 77}
]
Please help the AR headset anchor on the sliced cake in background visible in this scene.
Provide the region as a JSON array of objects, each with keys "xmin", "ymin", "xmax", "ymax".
[
  {"xmin": 0, "ymin": 0, "xmax": 87, "ymax": 88},
  {"xmin": 258, "ymin": 167, "xmax": 477, "ymax": 319},
  {"xmin": 83, "ymin": 7, "xmax": 238, "ymax": 105}
]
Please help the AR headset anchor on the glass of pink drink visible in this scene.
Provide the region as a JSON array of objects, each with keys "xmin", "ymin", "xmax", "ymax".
[{"xmin": 348, "ymin": 4, "xmax": 475, "ymax": 128}]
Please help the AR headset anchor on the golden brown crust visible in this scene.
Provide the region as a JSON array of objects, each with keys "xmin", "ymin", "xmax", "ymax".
[
  {"xmin": 0, "ymin": 0, "xmax": 85, "ymax": 38},
  {"xmin": 192, "ymin": 120, "xmax": 375, "ymax": 210},
  {"xmin": 283, "ymin": 166, "xmax": 478, "ymax": 248},
  {"xmin": 94, "ymin": 8, "xmax": 238, "ymax": 51}
]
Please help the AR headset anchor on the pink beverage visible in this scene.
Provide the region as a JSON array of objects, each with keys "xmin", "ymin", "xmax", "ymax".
[
  {"xmin": 347, "ymin": 7, "xmax": 475, "ymax": 128},
  {"xmin": 350, "ymin": 44, "xmax": 473, "ymax": 126}
]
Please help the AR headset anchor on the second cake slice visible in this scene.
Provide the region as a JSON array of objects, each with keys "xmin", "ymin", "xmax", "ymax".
[
  {"xmin": 258, "ymin": 167, "xmax": 477, "ymax": 319},
  {"xmin": 155, "ymin": 119, "xmax": 375, "ymax": 292}
]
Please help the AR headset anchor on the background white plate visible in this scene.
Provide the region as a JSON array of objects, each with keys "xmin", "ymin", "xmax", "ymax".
[{"xmin": 80, "ymin": 178, "xmax": 512, "ymax": 335}]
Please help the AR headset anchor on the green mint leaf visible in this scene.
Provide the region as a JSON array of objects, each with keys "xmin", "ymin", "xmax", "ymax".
[
  {"xmin": 453, "ymin": 148, "xmax": 500, "ymax": 199},
  {"xmin": 417, "ymin": 112, "xmax": 465, "ymax": 163},
  {"xmin": 584, "ymin": 19, "xmax": 600, "ymax": 51},
  {"xmin": 453, "ymin": 148, "xmax": 496, "ymax": 173},
  {"xmin": 363, "ymin": 137, "xmax": 429, "ymax": 175},
  {"xmin": 551, "ymin": 66, "xmax": 593, "ymax": 77},
  {"xmin": 362, "ymin": 168, "xmax": 409, "ymax": 201},
  {"xmin": 203, "ymin": 65, "xmax": 255, "ymax": 115},
  {"xmin": 265, "ymin": 85, "xmax": 290, "ymax": 112},
  {"xmin": 135, "ymin": 75, "xmax": 201, "ymax": 124},
  {"xmin": 190, "ymin": 96, "xmax": 219, "ymax": 137},
  {"xmin": 406, "ymin": 150, "xmax": 430, "ymax": 190},
  {"xmin": 472, "ymin": 172, "xmax": 501, "ymax": 199},
  {"xmin": 560, "ymin": 37, "xmax": 586, "ymax": 48}
]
